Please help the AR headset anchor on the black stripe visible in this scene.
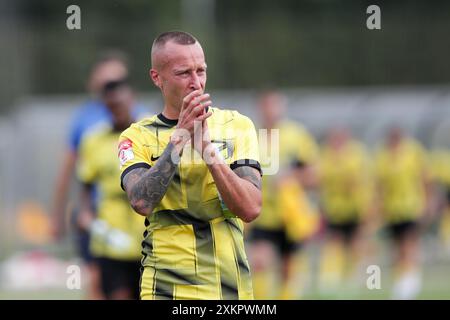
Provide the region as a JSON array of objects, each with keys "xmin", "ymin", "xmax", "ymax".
[
  {"xmin": 157, "ymin": 113, "xmax": 178, "ymax": 126},
  {"xmin": 156, "ymin": 107, "xmax": 210, "ymax": 127},
  {"xmin": 238, "ymin": 258, "xmax": 250, "ymax": 273},
  {"xmin": 226, "ymin": 218, "xmax": 243, "ymax": 236},
  {"xmin": 230, "ymin": 159, "xmax": 262, "ymax": 176},
  {"xmin": 192, "ymin": 222, "xmax": 216, "ymax": 283},
  {"xmin": 144, "ymin": 122, "xmax": 174, "ymax": 130},
  {"xmin": 141, "ymin": 239, "xmax": 152, "ymax": 259},
  {"xmin": 220, "ymin": 279, "xmax": 239, "ymax": 300},
  {"xmin": 154, "ymin": 269, "xmax": 174, "ymax": 299},
  {"xmin": 159, "ymin": 268, "xmax": 199, "ymax": 286},
  {"xmin": 234, "ymin": 241, "xmax": 252, "ymax": 285},
  {"xmin": 120, "ymin": 162, "xmax": 151, "ymax": 190},
  {"xmin": 153, "ymin": 209, "xmax": 209, "ymax": 227},
  {"xmin": 220, "ymin": 221, "xmax": 242, "ymax": 299}
]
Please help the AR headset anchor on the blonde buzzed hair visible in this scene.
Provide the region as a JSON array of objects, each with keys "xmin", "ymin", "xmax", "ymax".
[{"xmin": 151, "ymin": 31, "xmax": 199, "ymax": 69}]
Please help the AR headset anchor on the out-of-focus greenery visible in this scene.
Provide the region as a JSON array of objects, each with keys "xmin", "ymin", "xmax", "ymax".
[{"xmin": 1, "ymin": 0, "xmax": 450, "ymax": 110}]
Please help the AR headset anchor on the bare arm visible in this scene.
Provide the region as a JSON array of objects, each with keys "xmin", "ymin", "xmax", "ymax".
[
  {"xmin": 122, "ymin": 141, "xmax": 181, "ymax": 216},
  {"xmin": 205, "ymin": 145, "xmax": 262, "ymax": 222}
]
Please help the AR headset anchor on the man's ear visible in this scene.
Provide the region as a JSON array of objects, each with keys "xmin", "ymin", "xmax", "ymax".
[{"xmin": 149, "ymin": 69, "xmax": 161, "ymax": 88}]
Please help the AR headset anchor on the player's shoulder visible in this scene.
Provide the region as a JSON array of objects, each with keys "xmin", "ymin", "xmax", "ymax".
[{"xmin": 209, "ymin": 107, "xmax": 256, "ymax": 128}]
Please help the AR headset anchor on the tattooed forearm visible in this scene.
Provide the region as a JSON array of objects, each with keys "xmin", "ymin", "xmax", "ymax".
[
  {"xmin": 122, "ymin": 143, "xmax": 178, "ymax": 216},
  {"xmin": 233, "ymin": 166, "xmax": 262, "ymax": 190}
]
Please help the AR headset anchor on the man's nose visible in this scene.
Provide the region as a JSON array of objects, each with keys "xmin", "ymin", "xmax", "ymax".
[{"xmin": 189, "ymin": 73, "xmax": 202, "ymax": 91}]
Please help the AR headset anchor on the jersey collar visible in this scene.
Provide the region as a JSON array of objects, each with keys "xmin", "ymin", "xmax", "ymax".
[
  {"xmin": 157, "ymin": 107, "xmax": 210, "ymax": 127},
  {"xmin": 157, "ymin": 113, "xmax": 178, "ymax": 126}
]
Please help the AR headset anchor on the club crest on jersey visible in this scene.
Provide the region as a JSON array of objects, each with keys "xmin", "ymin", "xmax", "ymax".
[
  {"xmin": 211, "ymin": 139, "xmax": 234, "ymax": 160},
  {"xmin": 118, "ymin": 139, "xmax": 134, "ymax": 166}
]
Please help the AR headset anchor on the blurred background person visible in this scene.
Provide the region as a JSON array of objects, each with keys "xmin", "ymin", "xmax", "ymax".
[
  {"xmin": 316, "ymin": 126, "xmax": 373, "ymax": 295},
  {"xmin": 429, "ymin": 147, "xmax": 450, "ymax": 254},
  {"xmin": 374, "ymin": 126, "xmax": 432, "ymax": 299},
  {"xmin": 247, "ymin": 90, "xmax": 320, "ymax": 299},
  {"xmin": 50, "ymin": 51, "xmax": 149, "ymax": 299},
  {"xmin": 76, "ymin": 79, "xmax": 145, "ymax": 299}
]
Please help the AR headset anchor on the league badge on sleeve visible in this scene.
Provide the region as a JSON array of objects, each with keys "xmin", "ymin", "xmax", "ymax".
[{"xmin": 118, "ymin": 139, "xmax": 135, "ymax": 166}]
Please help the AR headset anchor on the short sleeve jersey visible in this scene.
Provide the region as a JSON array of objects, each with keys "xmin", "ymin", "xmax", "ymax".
[{"xmin": 118, "ymin": 107, "xmax": 261, "ymax": 299}]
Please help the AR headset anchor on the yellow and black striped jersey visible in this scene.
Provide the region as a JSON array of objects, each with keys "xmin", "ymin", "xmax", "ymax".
[
  {"xmin": 318, "ymin": 140, "xmax": 372, "ymax": 224},
  {"xmin": 77, "ymin": 125, "xmax": 144, "ymax": 261},
  {"xmin": 375, "ymin": 138, "xmax": 428, "ymax": 224},
  {"xmin": 118, "ymin": 107, "xmax": 261, "ymax": 299}
]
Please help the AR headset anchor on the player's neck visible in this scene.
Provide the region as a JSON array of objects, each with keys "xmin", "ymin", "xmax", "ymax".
[{"xmin": 161, "ymin": 104, "xmax": 180, "ymax": 121}]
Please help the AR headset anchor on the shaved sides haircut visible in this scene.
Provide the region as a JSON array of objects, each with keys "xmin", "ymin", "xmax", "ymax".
[{"xmin": 151, "ymin": 31, "xmax": 199, "ymax": 69}]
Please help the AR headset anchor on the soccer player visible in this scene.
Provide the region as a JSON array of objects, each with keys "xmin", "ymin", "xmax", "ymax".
[
  {"xmin": 50, "ymin": 51, "xmax": 149, "ymax": 299},
  {"xmin": 77, "ymin": 79, "xmax": 145, "ymax": 299},
  {"xmin": 374, "ymin": 126, "xmax": 431, "ymax": 299},
  {"xmin": 248, "ymin": 90, "xmax": 320, "ymax": 299},
  {"xmin": 317, "ymin": 127, "xmax": 373, "ymax": 294},
  {"xmin": 118, "ymin": 31, "xmax": 262, "ymax": 300}
]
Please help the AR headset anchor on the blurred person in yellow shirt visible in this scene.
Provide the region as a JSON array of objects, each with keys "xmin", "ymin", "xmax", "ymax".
[
  {"xmin": 77, "ymin": 79, "xmax": 145, "ymax": 299},
  {"xmin": 317, "ymin": 127, "xmax": 373, "ymax": 294},
  {"xmin": 374, "ymin": 126, "xmax": 432, "ymax": 299},
  {"xmin": 50, "ymin": 52, "xmax": 149, "ymax": 299},
  {"xmin": 247, "ymin": 90, "xmax": 320, "ymax": 299}
]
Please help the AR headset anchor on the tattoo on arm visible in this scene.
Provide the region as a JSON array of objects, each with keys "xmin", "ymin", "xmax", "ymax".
[
  {"xmin": 233, "ymin": 166, "xmax": 262, "ymax": 190},
  {"xmin": 122, "ymin": 143, "xmax": 178, "ymax": 215}
]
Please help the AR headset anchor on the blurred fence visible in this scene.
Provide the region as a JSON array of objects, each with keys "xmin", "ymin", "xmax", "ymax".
[{"xmin": 1, "ymin": 85, "xmax": 450, "ymax": 257}]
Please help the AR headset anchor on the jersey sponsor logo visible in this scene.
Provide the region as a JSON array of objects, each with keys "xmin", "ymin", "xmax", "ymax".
[
  {"xmin": 118, "ymin": 139, "xmax": 134, "ymax": 166},
  {"xmin": 151, "ymin": 154, "xmax": 160, "ymax": 161}
]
